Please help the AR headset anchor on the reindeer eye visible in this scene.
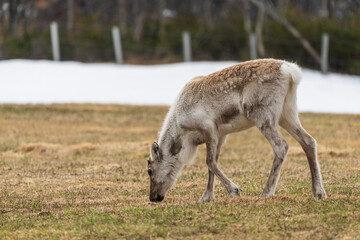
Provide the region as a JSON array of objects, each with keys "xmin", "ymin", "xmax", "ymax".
[{"xmin": 148, "ymin": 168, "xmax": 152, "ymax": 176}]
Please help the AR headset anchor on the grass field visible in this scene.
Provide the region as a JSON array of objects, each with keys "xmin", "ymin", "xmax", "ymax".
[{"xmin": 0, "ymin": 104, "xmax": 359, "ymax": 239}]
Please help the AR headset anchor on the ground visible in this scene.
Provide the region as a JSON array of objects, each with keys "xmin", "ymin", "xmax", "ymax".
[{"xmin": 0, "ymin": 104, "xmax": 359, "ymax": 239}]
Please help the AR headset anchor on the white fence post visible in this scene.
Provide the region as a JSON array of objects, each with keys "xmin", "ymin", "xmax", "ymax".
[
  {"xmin": 321, "ymin": 33, "xmax": 329, "ymax": 73},
  {"xmin": 50, "ymin": 21, "xmax": 61, "ymax": 61},
  {"xmin": 112, "ymin": 26, "xmax": 123, "ymax": 64},
  {"xmin": 182, "ymin": 31, "xmax": 192, "ymax": 62},
  {"xmin": 249, "ymin": 32, "xmax": 257, "ymax": 60}
]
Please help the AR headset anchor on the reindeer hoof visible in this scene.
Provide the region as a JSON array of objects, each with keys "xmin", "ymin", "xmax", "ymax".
[
  {"xmin": 260, "ymin": 192, "xmax": 274, "ymax": 198},
  {"xmin": 199, "ymin": 191, "xmax": 215, "ymax": 203},
  {"xmin": 228, "ymin": 183, "xmax": 241, "ymax": 197},
  {"xmin": 314, "ymin": 187, "xmax": 327, "ymax": 199}
]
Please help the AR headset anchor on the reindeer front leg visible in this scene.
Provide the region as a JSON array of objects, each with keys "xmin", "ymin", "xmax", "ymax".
[
  {"xmin": 200, "ymin": 136, "xmax": 227, "ymax": 203},
  {"xmin": 203, "ymin": 129, "xmax": 241, "ymax": 199}
]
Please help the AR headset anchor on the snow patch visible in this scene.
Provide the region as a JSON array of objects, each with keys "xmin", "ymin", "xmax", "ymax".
[{"xmin": 0, "ymin": 59, "xmax": 359, "ymax": 114}]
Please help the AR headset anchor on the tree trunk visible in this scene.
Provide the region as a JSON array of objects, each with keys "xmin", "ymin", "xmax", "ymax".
[
  {"xmin": 204, "ymin": 0, "xmax": 214, "ymax": 29},
  {"xmin": 132, "ymin": 0, "xmax": 147, "ymax": 42},
  {"xmin": 242, "ymin": 0, "xmax": 252, "ymax": 34},
  {"xmin": 118, "ymin": 0, "xmax": 128, "ymax": 35},
  {"xmin": 319, "ymin": 0, "xmax": 329, "ymax": 17},
  {"xmin": 9, "ymin": 0, "xmax": 20, "ymax": 35},
  {"xmin": 255, "ymin": 7, "xmax": 266, "ymax": 57},
  {"xmin": 67, "ymin": 0, "xmax": 74, "ymax": 30},
  {"xmin": 242, "ymin": 0, "xmax": 254, "ymax": 56},
  {"xmin": 158, "ymin": 0, "xmax": 166, "ymax": 39},
  {"xmin": 133, "ymin": 14, "xmax": 145, "ymax": 43},
  {"xmin": 328, "ymin": 0, "xmax": 335, "ymax": 18}
]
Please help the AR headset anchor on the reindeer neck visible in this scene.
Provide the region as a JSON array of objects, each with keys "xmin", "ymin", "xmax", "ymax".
[
  {"xmin": 158, "ymin": 106, "xmax": 198, "ymax": 166},
  {"xmin": 157, "ymin": 106, "xmax": 180, "ymax": 154}
]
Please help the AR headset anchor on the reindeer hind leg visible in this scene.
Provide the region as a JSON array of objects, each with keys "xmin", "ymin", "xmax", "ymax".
[{"xmin": 280, "ymin": 111, "xmax": 326, "ymax": 199}]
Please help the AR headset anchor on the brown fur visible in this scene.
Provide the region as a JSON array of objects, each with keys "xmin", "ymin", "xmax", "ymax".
[{"xmin": 183, "ymin": 59, "xmax": 282, "ymax": 96}]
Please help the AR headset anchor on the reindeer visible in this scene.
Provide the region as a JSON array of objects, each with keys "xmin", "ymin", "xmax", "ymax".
[{"xmin": 147, "ymin": 59, "xmax": 326, "ymax": 203}]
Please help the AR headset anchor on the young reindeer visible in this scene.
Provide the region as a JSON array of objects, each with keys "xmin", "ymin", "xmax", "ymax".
[{"xmin": 147, "ymin": 59, "xmax": 326, "ymax": 203}]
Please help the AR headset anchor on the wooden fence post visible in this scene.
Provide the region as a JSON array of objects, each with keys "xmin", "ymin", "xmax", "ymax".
[
  {"xmin": 249, "ymin": 32, "xmax": 257, "ymax": 60},
  {"xmin": 112, "ymin": 26, "xmax": 124, "ymax": 64},
  {"xmin": 321, "ymin": 33, "xmax": 329, "ymax": 73},
  {"xmin": 182, "ymin": 31, "xmax": 192, "ymax": 62},
  {"xmin": 50, "ymin": 22, "xmax": 61, "ymax": 61}
]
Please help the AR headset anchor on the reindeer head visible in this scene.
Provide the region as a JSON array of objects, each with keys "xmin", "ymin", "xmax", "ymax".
[{"xmin": 147, "ymin": 141, "xmax": 182, "ymax": 202}]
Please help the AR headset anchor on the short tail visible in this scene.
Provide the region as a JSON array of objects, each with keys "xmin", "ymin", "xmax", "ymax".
[
  {"xmin": 280, "ymin": 61, "xmax": 302, "ymax": 85},
  {"xmin": 280, "ymin": 61, "xmax": 302, "ymax": 120}
]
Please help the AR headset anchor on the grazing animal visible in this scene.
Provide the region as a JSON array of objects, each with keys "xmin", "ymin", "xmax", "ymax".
[{"xmin": 147, "ymin": 59, "xmax": 326, "ymax": 203}]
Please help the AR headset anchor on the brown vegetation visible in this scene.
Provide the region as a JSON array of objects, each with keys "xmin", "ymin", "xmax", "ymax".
[{"xmin": 0, "ymin": 104, "xmax": 359, "ymax": 239}]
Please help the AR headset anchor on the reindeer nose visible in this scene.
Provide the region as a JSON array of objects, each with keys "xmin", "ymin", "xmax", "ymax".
[{"xmin": 149, "ymin": 194, "xmax": 164, "ymax": 202}]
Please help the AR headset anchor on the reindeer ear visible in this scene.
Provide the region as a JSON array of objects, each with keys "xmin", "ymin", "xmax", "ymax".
[{"xmin": 150, "ymin": 142, "xmax": 161, "ymax": 161}]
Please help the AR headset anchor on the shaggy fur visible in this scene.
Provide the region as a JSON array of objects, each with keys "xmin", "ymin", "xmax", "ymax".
[{"xmin": 148, "ymin": 58, "xmax": 326, "ymax": 203}]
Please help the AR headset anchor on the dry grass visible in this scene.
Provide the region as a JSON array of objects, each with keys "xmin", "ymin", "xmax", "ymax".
[{"xmin": 0, "ymin": 104, "xmax": 359, "ymax": 239}]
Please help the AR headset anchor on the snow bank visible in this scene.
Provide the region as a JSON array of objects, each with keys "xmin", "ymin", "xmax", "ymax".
[{"xmin": 0, "ymin": 59, "xmax": 359, "ymax": 114}]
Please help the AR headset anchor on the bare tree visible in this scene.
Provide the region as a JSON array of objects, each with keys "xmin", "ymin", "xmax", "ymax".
[
  {"xmin": 158, "ymin": 0, "xmax": 166, "ymax": 39},
  {"xmin": 249, "ymin": 0, "xmax": 321, "ymax": 64},
  {"xmin": 242, "ymin": 0, "xmax": 252, "ymax": 34},
  {"xmin": 118, "ymin": 0, "xmax": 128, "ymax": 34},
  {"xmin": 67, "ymin": 0, "xmax": 74, "ymax": 30},
  {"xmin": 319, "ymin": 0, "xmax": 329, "ymax": 17},
  {"xmin": 203, "ymin": 0, "xmax": 215, "ymax": 29},
  {"xmin": 255, "ymin": 6, "xmax": 266, "ymax": 57},
  {"xmin": 9, "ymin": 0, "xmax": 20, "ymax": 35},
  {"xmin": 132, "ymin": 0, "xmax": 146, "ymax": 42}
]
